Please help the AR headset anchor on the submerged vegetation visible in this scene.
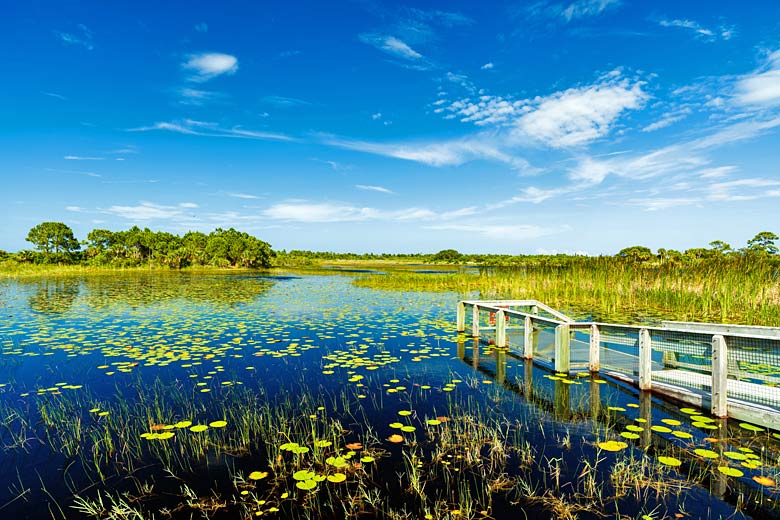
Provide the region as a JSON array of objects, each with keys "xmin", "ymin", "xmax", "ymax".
[{"xmin": 1, "ymin": 273, "xmax": 780, "ymax": 519}]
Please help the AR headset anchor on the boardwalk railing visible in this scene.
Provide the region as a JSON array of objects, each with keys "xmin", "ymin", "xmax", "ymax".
[{"xmin": 457, "ymin": 299, "xmax": 780, "ymax": 430}]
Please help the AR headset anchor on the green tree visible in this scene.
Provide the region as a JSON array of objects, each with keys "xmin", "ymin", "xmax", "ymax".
[
  {"xmin": 616, "ymin": 246, "xmax": 653, "ymax": 263},
  {"xmin": 26, "ymin": 222, "xmax": 80, "ymax": 254},
  {"xmin": 746, "ymin": 231, "xmax": 778, "ymax": 255},
  {"xmin": 709, "ymin": 240, "xmax": 732, "ymax": 254},
  {"xmin": 430, "ymin": 249, "xmax": 463, "ymax": 263}
]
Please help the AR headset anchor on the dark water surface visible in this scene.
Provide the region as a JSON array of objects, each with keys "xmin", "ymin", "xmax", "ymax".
[{"xmin": 1, "ymin": 272, "xmax": 778, "ymax": 519}]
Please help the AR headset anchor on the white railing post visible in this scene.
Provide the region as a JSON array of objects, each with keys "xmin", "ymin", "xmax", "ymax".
[
  {"xmin": 555, "ymin": 324, "xmax": 571, "ymax": 374},
  {"xmin": 456, "ymin": 302, "xmax": 466, "ymax": 332},
  {"xmin": 472, "ymin": 304, "xmax": 480, "ymax": 337},
  {"xmin": 711, "ymin": 334, "xmax": 728, "ymax": 417},
  {"xmin": 589, "ymin": 324, "xmax": 600, "ymax": 372},
  {"xmin": 524, "ymin": 316, "xmax": 534, "ymax": 359},
  {"xmin": 496, "ymin": 309, "xmax": 507, "ymax": 347},
  {"xmin": 638, "ymin": 328, "xmax": 652, "ymax": 391}
]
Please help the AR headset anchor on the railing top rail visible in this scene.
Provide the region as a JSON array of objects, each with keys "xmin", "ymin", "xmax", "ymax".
[{"xmin": 461, "ymin": 299, "xmax": 780, "ymax": 343}]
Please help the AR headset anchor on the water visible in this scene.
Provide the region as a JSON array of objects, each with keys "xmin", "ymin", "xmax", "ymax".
[{"xmin": 0, "ymin": 272, "xmax": 778, "ymax": 519}]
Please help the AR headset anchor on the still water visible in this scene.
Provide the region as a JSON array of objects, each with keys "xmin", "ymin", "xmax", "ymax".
[{"xmin": 1, "ymin": 272, "xmax": 778, "ymax": 519}]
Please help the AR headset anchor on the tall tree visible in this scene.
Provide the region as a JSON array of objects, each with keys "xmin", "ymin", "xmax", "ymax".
[
  {"xmin": 26, "ymin": 222, "xmax": 80, "ymax": 254},
  {"xmin": 746, "ymin": 231, "xmax": 779, "ymax": 255}
]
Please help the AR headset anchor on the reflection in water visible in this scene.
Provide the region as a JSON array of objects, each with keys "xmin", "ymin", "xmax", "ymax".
[
  {"xmin": 18, "ymin": 273, "xmax": 277, "ymax": 314},
  {"xmin": 28, "ymin": 279, "xmax": 80, "ymax": 314}
]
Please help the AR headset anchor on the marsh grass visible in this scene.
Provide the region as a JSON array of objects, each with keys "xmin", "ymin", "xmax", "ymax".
[{"xmin": 354, "ymin": 261, "xmax": 780, "ymax": 325}]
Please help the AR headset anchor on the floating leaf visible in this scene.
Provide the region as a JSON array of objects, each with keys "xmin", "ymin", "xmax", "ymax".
[
  {"xmin": 315, "ymin": 440, "xmax": 332, "ymax": 448},
  {"xmin": 249, "ymin": 471, "xmax": 268, "ymax": 480},
  {"xmin": 625, "ymin": 425, "xmax": 644, "ymax": 432},
  {"xmin": 620, "ymin": 432, "xmax": 640, "ymax": 440},
  {"xmin": 694, "ymin": 449, "xmax": 718, "ymax": 459},
  {"xmin": 327, "ymin": 473, "xmax": 347, "ymax": 483},
  {"xmin": 398, "ymin": 410, "xmax": 412, "ymax": 416},
  {"xmin": 657, "ymin": 456, "xmax": 682, "ymax": 467},
  {"xmin": 190, "ymin": 424, "xmax": 208, "ymax": 433},
  {"xmin": 717, "ymin": 466, "xmax": 744, "ymax": 478},
  {"xmin": 650, "ymin": 425, "xmax": 672, "ymax": 433},
  {"xmin": 753, "ymin": 476, "xmax": 776, "ymax": 487},
  {"xmin": 345, "ymin": 442, "xmax": 362, "ymax": 450},
  {"xmin": 597, "ymin": 440, "xmax": 628, "ymax": 452},
  {"xmin": 295, "ymin": 480, "xmax": 317, "ymax": 491},
  {"xmin": 209, "ymin": 420, "xmax": 227, "ymax": 428},
  {"xmin": 360, "ymin": 456, "xmax": 375, "ymax": 463},
  {"xmin": 293, "ymin": 470, "xmax": 315, "ymax": 481},
  {"xmin": 426, "ymin": 419, "xmax": 442, "ymax": 426},
  {"xmin": 739, "ymin": 423, "xmax": 765, "ymax": 432},
  {"xmin": 724, "ymin": 451, "xmax": 748, "ymax": 461},
  {"xmin": 400, "ymin": 425, "xmax": 416, "ymax": 433},
  {"xmin": 661, "ymin": 419, "xmax": 682, "ymax": 426},
  {"xmin": 671, "ymin": 431, "xmax": 693, "ymax": 439},
  {"xmin": 387, "ymin": 434, "xmax": 404, "ymax": 443}
]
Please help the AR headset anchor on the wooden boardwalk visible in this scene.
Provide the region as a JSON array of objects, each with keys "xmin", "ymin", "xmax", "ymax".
[{"xmin": 458, "ymin": 299, "xmax": 780, "ymax": 430}]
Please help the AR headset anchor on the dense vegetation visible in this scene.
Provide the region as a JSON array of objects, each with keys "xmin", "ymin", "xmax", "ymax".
[{"xmin": 7, "ymin": 222, "xmax": 273, "ymax": 269}]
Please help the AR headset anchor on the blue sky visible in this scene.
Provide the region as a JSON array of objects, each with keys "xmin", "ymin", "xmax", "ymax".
[{"xmin": 2, "ymin": 0, "xmax": 780, "ymax": 254}]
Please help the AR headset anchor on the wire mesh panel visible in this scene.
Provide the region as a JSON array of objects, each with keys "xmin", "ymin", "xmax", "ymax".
[
  {"xmin": 723, "ymin": 335, "xmax": 780, "ymax": 408},
  {"xmin": 598, "ymin": 325, "xmax": 640, "ymax": 377},
  {"xmin": 532, "ymin": 319, "xmax": 557, "ymax": 366},
  {"xmin": 649, "ymin": 329, "xmax": 713, "ymax": 394},
  {"xmin": 569, "ymin": 326, "xmax": 591, "ymax": 370}
]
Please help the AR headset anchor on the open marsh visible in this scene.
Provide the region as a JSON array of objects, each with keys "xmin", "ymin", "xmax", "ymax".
[{"xmin": 1, "ymin": 271, "xmax": 779, "ymax": 519}]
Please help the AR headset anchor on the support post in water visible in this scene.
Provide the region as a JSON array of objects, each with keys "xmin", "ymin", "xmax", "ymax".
[
  {"xmin": 638, "ymin": 328, "xmax": 652, "ymax": 391},
  {"xmin": 554, "ymin": 323, "xmax": 570, "ymax": 374},
  {"xmin": 496, "ymin": 309, "xmax": 507, "ymax": 347},
  {"xmin": 524, "ymin": 316, "xmax": 534, "ymax": 359},
  {"xmin": 456, "ymin": 302, "xmax": 466, "ymax": 332},
  {"xmin": 589, "ymin": 324, "xmax": 600, "ymax": 372},
  {"xmin": 711, "ymin": 334, "xmax": 728, "ymax": 417},
  {"xmin": 472, "ymin": 304, "xmax": 480, "ymax": 337}
]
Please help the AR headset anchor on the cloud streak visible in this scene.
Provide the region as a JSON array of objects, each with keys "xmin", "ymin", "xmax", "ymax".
[
  {"xmin": 182, "ymin": 52, "xmax": 238, "ymax": 82},
  {"xmin": 130, "ymin": 119, "xmax": 294, "ymax": 142}
]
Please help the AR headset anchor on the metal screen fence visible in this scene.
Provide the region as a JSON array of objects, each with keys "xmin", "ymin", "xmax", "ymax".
[
  {"xmin": 723, "ymin": 335, "xmax": 780, "ymax": 408},
  {"xmin": 598, "ymin": 325, "xmax": 640, "ymax": 376}
]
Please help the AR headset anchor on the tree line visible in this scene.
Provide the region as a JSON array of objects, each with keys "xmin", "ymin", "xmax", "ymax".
[
  {"xmin": 4, "ymin": 222, "xmax": 273, "ymax": 268},
  {"xmin": 0, "ymin": 222, "xmax": 777, "ymax": 270}
]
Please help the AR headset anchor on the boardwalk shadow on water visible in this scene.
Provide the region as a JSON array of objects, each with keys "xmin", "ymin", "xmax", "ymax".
[{"xmin": 0, "ymin": 272, "xmax": 778, "ymax": 519}]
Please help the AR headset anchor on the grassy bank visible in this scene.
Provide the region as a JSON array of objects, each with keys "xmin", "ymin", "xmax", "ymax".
[{"xmin": 353, "ymin": 261, "xmax": 780, "ymax": 326}]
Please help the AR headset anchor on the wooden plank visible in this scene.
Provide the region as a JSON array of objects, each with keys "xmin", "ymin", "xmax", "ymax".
[
  {"xmin": 638, "ymin": 328, "xmax": 651, "ymax": 391},
  {"xmin": 554, "ymin": 324, "xmax": 570, "ymax": 374},
  {"xmin": 456, "ymin": 302, "xmax": 466, "ymax": 332},
  {"xmin": 652, "ymin": 369, "xmax": 780, "ymax": 407},
  {"xmin": 472, "ymin": 304, "xmax": 480, "ymax": 338},
  {"xmin": 589, "ymin": 324, "xmax": 600, "ymax": 372},
  {"xmin": 711, "ymin": 334, "xmax": 728, "ymax": 417},
  {"xmin": 662, "ymin": 320, "xmax": 780, "ymax": 339},
  {"xmin": 496, "ymin": 310, "xmax": 507, "ymax": 348},
  {"xmin": 524, "ymin": 316, "xmax": 533, "ymax": 359}
]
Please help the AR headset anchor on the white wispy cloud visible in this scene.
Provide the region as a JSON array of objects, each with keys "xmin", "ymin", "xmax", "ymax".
[
  {"xmin": 481, "ymin": 62, "xmax": 494, "ymax": 70},
  {"xmin": 194, "ymin": 22, "xmax": 208, "ymax": 33},
  {"xmin": 66, "ymin": 206, "xmax": 85, "ymax": 212},
  {"xmin": 263, "ymin": 201, "xmax": 477, "ymax": 223},
  {"xmin": 177, "ymin": 87, "xmax": 223, "ymax": 106},
  {"xmin": 65, "ymin": 155, "xmax": 104, "ymax": 161},
  {"xmin": 642, "ymin": 107, "xmax": 692, "ymax": 132},
  {"xmin": 104, "ymin": 201, "xmax": 198, "ymax": 221},
  {"xmin": 438, "ymin": 71, "xmax": 646, "ymax": 148},
  {"xmin": 425, "ymin": 223, "xmax": 568, "ymax": 241},
  {"xmin": 263, "ymin": 95, "xmax": 312, "ymax": 107},
  {"xmin": 513, "ymin": 73, "xmax": 646, "ymax": 147},
  {"xmin": 182, "ymin": 52, "xmax": 238, "ymax": 82},
  {"xmin": 658, "ymin": 19, "xmax": 733, "ymax": 41},
  {"xmin": 129, "ymin": 119, "xmax": 293, "ymax": 142},
  {"xmin": 226, "ymin": 192, "xmax": 262, "ymax": 200},
  {"xmin": 356, "ymin": 185, "xmax": 394, "ymax": 194},
  {"xmin": 525, "ymin": 0, "xmax": 621, "ymax": 23},
  {"xmin": 42, "ymin": 92, "xmax": 67, "ymax": 100},
  {"xmin": 359, "ymin": 33, "xmax": 423, "ymax": 60},
  {"xmin": 54, "ymin": 24, "xmax": 94, "ymax": 50},
  {"xmin": 322, "ymin": 134, "xmax": 533, "ymax": 171},
  {"xmin": 179, "ymin": 202, "xmax": 199, "ymax": 208},
  {"xmin": 735, "ymin": 50, "xmax": 780, "ymax": 107}
]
